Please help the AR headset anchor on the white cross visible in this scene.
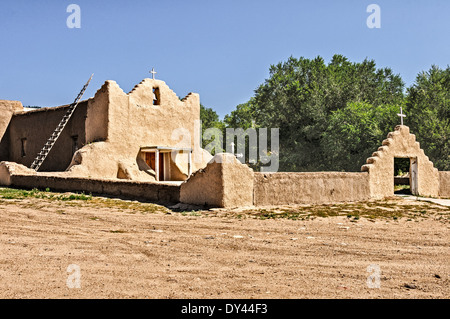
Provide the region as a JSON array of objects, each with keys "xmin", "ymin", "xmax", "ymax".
[
  {"xmin": 230, "ymin": 142, "xmax": 235, "ymax": 154},
  {"xmin": 397, "ymin": 107, "xmax": 406, "ymax": 125},
  {"xmin": 150, "ymin": 68, "xmax": 157, "ymax": 80}
]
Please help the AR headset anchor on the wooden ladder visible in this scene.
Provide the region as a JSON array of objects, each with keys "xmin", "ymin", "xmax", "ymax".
[{"xmin": 30, "ymin": 74, "xmax": 93, "ymax": 171}]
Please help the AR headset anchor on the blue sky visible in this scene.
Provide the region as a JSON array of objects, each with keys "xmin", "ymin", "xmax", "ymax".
[{"xmin": 1, "ymin": 0, "xmax": 449, "ymax": 118}]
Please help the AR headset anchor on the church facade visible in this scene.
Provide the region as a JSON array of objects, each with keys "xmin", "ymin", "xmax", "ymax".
[{"xmin": 0, "ymin": 78, "xmax": 212, "ymax": 182}]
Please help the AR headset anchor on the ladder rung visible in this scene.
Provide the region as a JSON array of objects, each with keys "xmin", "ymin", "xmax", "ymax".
[{"xmin": 30, "ymin": 74, "xmax": 93, "ymax": 171}]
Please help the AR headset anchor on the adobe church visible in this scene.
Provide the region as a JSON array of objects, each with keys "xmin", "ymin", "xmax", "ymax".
[
  {"xmin": 0, "ymin": 77, "xmax": 212, "ymax": 182},
  {"xmin": 0, "ymin": 75, "xmax": 448, "ymax": 207}
]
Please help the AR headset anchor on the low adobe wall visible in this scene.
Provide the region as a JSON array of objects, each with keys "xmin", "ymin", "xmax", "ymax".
[
  {"xmin": 180, "ymin": 153, "xmax": 254, "ymax": 208},
  {"xmin": 7, "ymin": 174, "xmax": 180, "ymax": 204},
  {"xmin": 439, "ymin": 171, "xmax": 450, "ymax": 198},
  {"xmin": 253, "ymin": 172, "xmax": 371, "ymax": 206}
]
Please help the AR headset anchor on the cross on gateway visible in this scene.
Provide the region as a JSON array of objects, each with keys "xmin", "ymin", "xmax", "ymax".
[
  {"xmin": 150, "ymin": 68, "xmax": 157, "ymax": 80},
  {"xmin": 397, "ymin": 107, "xmax": 406, "ymax": 125}
]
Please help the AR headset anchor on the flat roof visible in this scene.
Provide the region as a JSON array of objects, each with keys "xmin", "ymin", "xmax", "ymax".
[{"xmin": 140, "ymin": 146, "xmax": 192, "ymax": 152}]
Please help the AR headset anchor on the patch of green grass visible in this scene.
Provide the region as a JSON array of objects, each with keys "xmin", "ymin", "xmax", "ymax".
[
  {"xmin": 189, "ymin": 211, "xmax": 202, "ymax": 217},
  {"xmin": 0, "ymin": 187, "xmax": 169, "ymax": 215},
  {"xmin": 90, "ymin": 198, "xmax": 168, "ymax": 214},
  {"xmin": 0, "ymin": 187, "xmax": 92, "ymax": 201}
]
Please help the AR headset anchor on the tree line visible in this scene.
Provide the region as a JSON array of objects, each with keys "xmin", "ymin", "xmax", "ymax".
[{"xmin": 201, "ymin": 54, "xmax": 449, "ymax": 172}]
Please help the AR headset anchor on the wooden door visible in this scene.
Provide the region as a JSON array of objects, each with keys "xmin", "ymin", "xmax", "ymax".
[
  {"xmin": 159, "ymin": 153, "xmax": 164, "ymax": 181},
  {"xmin": 410, "ymin": 158, "xmax": 418, "ymax": 195},
  {"xmin": 144, "ymin": 152, "xmax": 164, "ymax": 181},
  {"xmin": 145, "ymin": 153, "xmax": 155, "ymax": 170}
]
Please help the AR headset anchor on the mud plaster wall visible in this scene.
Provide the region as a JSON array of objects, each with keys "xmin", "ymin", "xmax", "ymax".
[
  {"xmin": 67, "ymin": 79, "xmax": 211, "ymax": 181},
  {"xmin": 253, "ymin": 172, "xmax": 370, "ymax": 206},
  {"xmin": 439, "ymin": 171, "xmax": 450, "ymax": 198},
  {"xmin": 8, "ymin": 174, "xmax": 179, "ymax": 203},
  {"xmin": 0, "ymin": 100, "xmax": 23, "ymax": 160},
  {"xmin": 180, "ymin": 153, "xmax": 254, "ymax": 208},
  {"xmin": 361, "ymin": 125, "xmax": 440, "ymax": 198},
  {"xmin": 0, "ymin": 124, "xmax": 10, "ymax": 160},
  {"xmin": 5, "ymin": 101, "xmax": 88, "ymax": 172}
]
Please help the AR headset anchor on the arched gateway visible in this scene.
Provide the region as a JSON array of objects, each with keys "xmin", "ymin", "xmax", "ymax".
[{"xmin": 361, "ymin": 125, "xmax": 440, "ymax": 198}]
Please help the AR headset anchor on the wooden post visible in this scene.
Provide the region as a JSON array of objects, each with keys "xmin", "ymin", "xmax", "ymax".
[
  {"xmin": 155, "ymin": 149, "xmax": 160, "ymax": 181},
  {"xmin": 188, "ymin": 150, "xmax": 192, "ymax": 177}
]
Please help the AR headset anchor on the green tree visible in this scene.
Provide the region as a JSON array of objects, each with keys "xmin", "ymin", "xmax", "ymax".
[
  {"xmin": 406, "ymin": 65, "xmax": 450, "ymax": 170},
  {"xmin": 200, "ymin": 104, "xmax": 225, "ymax": 153},
  {"xmin": 322, "ymin": 102, "xmax": 399, "ymax": 171},
  {"xmin": 223, "ymin": 99, "xmax": 255, "ymax": 129},
  {"xmin": 200, "ymin": 104, "xmax": 223, "ymax": 132},
  {"xmin": 249, "ymin": 54, "xmax": 404, "ymax": 171}
]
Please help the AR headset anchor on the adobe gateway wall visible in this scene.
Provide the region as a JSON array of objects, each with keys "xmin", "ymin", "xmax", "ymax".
[
  {"xmin": 440, "ymin": 171, "xmax": 450, "ymax": 198},
  {"xmin": 361, "ymin": 125, "xmax": 440, "ymax": 198}
]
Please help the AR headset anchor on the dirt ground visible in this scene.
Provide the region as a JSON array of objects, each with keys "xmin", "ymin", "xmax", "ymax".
[{"xmin": 0, "ymin": 190, "xmax": 448, "ymax": 299}]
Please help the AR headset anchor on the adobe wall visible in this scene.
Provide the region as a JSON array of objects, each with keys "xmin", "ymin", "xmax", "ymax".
[
  {"xmin": 6, "ymin": 101, "xmax": 88, "ymax": 172},
  {"xmin": 0, "ymin": 161, "xmax": 179, "ymax": 203},
  {"xmin": 0, "ymin": 123, "xmax": 10, "ymax": 160},
  {"xmin": 0, "ymin": 100, "xmax": 23, "ymax": 160},
  {"xmin": 254, "ymin": 172, "xmax": 371, "ymax": 206},
  {"xmin": 439, "ymin": 171, "xmax": 450, "ymax": 198},
  {"xmin": 67, "ymin": 79, "xmax": 212, "ymax": 181},
  {"xmin": 180, "ymin": 153, "xmax": 254, "ymax": 208},
  {"xmin": 0, "ymin": 100, "xmax": 23, "ymax": 138},
  {"xmin": 9, "ymin": 175, "xmax": 179, "ymax": 203},
  {"xmin": 180, "ymin": 154, "xmax": 371, "ymax": 208},
  {"xmin": 362, "ymin": 125, "xmax": 440, "ymax": 198}
]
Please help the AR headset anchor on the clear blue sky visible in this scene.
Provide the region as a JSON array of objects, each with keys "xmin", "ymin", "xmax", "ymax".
[{"xmin": 1, "ymin": 0, "xmax": 449, "ymax": 118}]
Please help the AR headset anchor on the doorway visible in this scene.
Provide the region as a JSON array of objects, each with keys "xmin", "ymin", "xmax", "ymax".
[
  {"xmin": 394, "ymin": 157, "xmax": 418, "ymax": 195},
  {"xmin": 145, "ymin": 152, "xmax": 164, "ymax": 181},
  {"xmin": 410, "ymin": 157, "xmax": 418, "ymax": 195}
]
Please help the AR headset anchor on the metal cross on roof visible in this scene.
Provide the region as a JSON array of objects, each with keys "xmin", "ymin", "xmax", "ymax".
[
  {"xmin": 397, "ymin": 106, "xmax": 406, "ymax": 125},
  {"xmin": 150, "ymin": 67, "xmax": 157, "ymax": 80}
]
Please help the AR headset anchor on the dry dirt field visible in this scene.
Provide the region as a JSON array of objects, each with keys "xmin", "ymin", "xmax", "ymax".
[{"xmin": 0, "ymin": 187, "xmax": 448, "ymax": 299}]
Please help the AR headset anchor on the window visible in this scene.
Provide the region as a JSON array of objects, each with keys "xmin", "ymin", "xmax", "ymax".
[
  {"xmin": 152, "ymin": 87, "xmax": 160, "ymax": 105},
  {"xmin": 72, "ymin": 135, "xmax": 79, "ymax": 154},
  {"xmin": 21, "ymin": 138, "xmax": 27, "ymax": 157}
]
